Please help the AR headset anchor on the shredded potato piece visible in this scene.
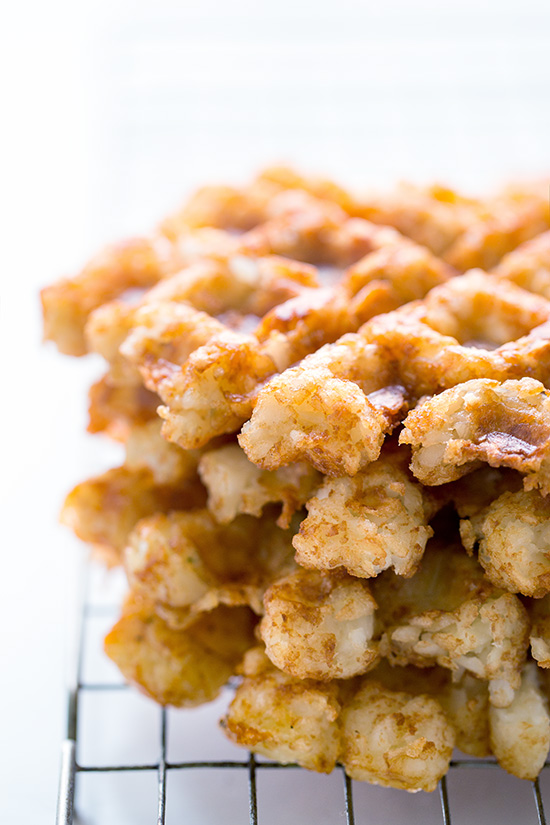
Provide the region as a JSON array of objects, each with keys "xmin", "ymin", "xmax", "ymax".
[
  {"xmin": 365, "ymin": 271, "xmax": 550, "ymax": 397},
  {"xmin": 294, "ymin": 451, "xmax": 435, "ymax": 578},
  {"xmin": 222, "ymin": 662, "xmax": 341, "ymax": 772},
  {"xmin": 198, "ymin": 442, "xmax": 320, "ymax": 527},
  {"xmin": 374, "ymin": 541, "xmax": 530, "ymax": 707},
  {"xmin": 239, "ymin": 336, "xmax": 405, "ymax": 475},
  {"xmin": 261, "ymin": 568, "xmax": 379, "ymax": 680},
  {"xmin": 61, "ymin": 466, "xmax": 206, "ymax": 562},
  {"xmin": 529, "ymin": 595, "xmax": 550, "ymax": 668},
  {"xmin": 401, "ymin": 377, "xmax": 550, "ymax": 492},
  {"xmin": 104, "ymin": 600, "xmax": 257, "ymax": 706},
  {"xmin": 494, "ymin": 230, "xmax": 550, "ymax": 298},
  {"xmin": 460, "ymin": 489, "xmax": 550, "ymax": 597},
  {"xmin": 340, "ymin": 678, "xmax": 454, "ymax": 792},
  {"xmin": 124, "ymin": 510, "xmax": 297, "ymax": 619},
  {"xmin": 489, "ymin": 663, "xmax": 550, "ymax": 780}
]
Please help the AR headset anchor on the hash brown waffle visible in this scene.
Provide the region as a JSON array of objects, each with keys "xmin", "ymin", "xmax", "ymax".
[{"xmin": 43, "ymin": 167, "xmax": 550, "ymax": 792}]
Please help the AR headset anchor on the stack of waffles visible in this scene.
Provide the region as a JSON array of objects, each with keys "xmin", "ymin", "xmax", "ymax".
[{"xmin": 42, "ymin": 167, "xmax": 550, "ymax": 791}]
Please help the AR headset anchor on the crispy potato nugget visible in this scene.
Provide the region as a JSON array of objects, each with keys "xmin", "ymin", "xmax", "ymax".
[
  {"xmin": 440, "ymin": 672, "xmax": 491, "ymax": 758},
  {"xmin": 260, "ymin": 568, "xmax": 379, "ymax": 681},
  {"xmin": 294, "ymin": 453, "xmax": 435, "ymax": 578},
  {"xmin": 365, "ymin": 271, "xmax": 550, "ymax": 397},
  {"xmin": 495, "ymin": 230, "xmax": 550, "ymax": 299},
  {"xmin": 104, "ymin": 602, "xmax": 257, "ymax": 706},
  {"xmin": 124, "ymin": 419, "xmax": 201, "ymax": 485},
  {"xmin": 374, "ymin": 541, "xmax": 530, "ymax": 707},
  {"xmin": 198, "ymin": 443, "xmax": 320, "ymax": 527},
  {"xmin": 222, "ymin": 666, "xmax": 341, "ymax": 772},
  {"xmin": 461, "ymin": 489, "xmax": 550, "ymax": 597},
  {"xmin": 124, "ymin": 510, "xmax": 296, "ymax": 618},
  {"xmin": 118, "ymin": 301, "xmax": 228, "ymax": 385},
  {"xmin": 358, "ymin": 182, "xmax": 477, "ymax": 256},
  {"xmin": 340, "ymin": 678, "xmax": 454, "ymax": 792},
  {"xmin": 160, "ymin": 176, "xmax": 280, "ymax": 234},
  {"xmin": 155, "ymin": 331, "xmax": 279, "ymax": 450},
  {"xmin": 529, "ymin": 595, "xmax": 550, "ymax": 668},
  {"xmin": 237, "ymin": 189, "xmax": 383, "ymax": 266},
  {"xmin": 87, "ymin": 375, "xmax": 159, "ymax": 440},
  {"xmin": 379, "ymin": 591, "xmax": 529, "ymax": 709},
  {"xmin": 145, "ymin": 254, "xmax": 319, "ymax": 317},
  {"xmin": 443, "ymin": 192, "xmax": 549, "ymax": 271},
  {"xmin": 41, "ymin": 235, "xmax": 178, "ymax": 356},
  {"xmin": 342, "ymin": 237, "xmax": 455, "ymax": 304},
  {"xmin": 240, "ymin": 336, "xmax": 405, "ymax": 476},
  {"xmin": 61, "ymin": 467, "xmax": 206, "ymax": 561},
  {"xmin": 364, "ymin": 659, "xmax": 489, "ymax": 757},
  {"xmin": 401, "ymin": 378, "xmax": 550, "ymax": 492},
  {"xmin": 489, "ymin": 663, "xmax": 550, "ymax": 780}
]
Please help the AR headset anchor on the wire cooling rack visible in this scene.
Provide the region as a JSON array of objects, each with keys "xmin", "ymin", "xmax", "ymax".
[{"xmin": 56, "ymin": 561, "xmax": 550, "ymax": 825}]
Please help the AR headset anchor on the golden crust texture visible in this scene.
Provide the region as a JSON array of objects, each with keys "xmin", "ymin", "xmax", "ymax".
[
  {"xmin": 60, "ymin": 466, "xmax": 206, "ymax": 562},
  {"xmin": 235, "ymin": 190, "xmax": 385, "ymax": 266},
  {"xmin": 198, "ymin": 442, "xmax": 320, "ymax": 527},
  {"xmin": 529, "ymin": 595, "xmax": 550, "ymax": 668},
  {"xmin": 362, "ymin": 660, "xmax": 491, "ymax": 758},
  {"xmin": 104, "ymin": 601, "xmax": 257, "ymax": 706},
  {"xmin": 154, "ymin": 332, "xmax": 279, "ymax": 449},
  {"xmin": 87, "ymin": 301, "xmax": 225, "ymax": 388},
  {"xmin": 41, "ymin": 235, "xmax": 179, "ymax": 356},
  {"xmin": 293, "ymin": 452, "xmax": 435, "ymax": 578},
  {"xmin": 443, "ymin": 190, "xmax": 550, "ymax": 271},
  {"xmin": 373, "ymin": 541, "xmax": 530, "ymax": 707},
  {"xmin": 239, "ymin": 336, "xmax": 406, "ymax": 475},
  {"xmin": 364, "ymin": 270, "xmax": 550, "ymax": 397},
  {"xmin": 356, "ymin": 183, "xmax": 479, "ymax": 256},
  {"xmin": 489, "ymin": 663, "xmax": 550, "ymax": 781},
  {"xmin": 124, "ymin": 509, "xmax": 297, "ymax": 619},
  {"xmin": 221, "ymin": 666, "xmax": 341, "ymax": 772},
  {"xmin": 400, "ymin": 377, "xmax": 550, "ymax": 492},
  {"xmin": 460, "ymin": 489, "xmax": 550, "ymax": 597},
  {"xmin": 260, "ymin": 568, "xmax": 379, "ymax": 681},
  {"xmin": 342, "ymin": 235, "xmax": 456, "ymax": 305},
  {"xmin": 494, "ymin": 230, "xmax": 550, "ymax": 299},
  {"xmin": 340, "ymin": 678, "xmax": 454, "ymax": 792},
  {"xmin": 87, "ymin": 375, "xmax": 159, "ymax": 440}
]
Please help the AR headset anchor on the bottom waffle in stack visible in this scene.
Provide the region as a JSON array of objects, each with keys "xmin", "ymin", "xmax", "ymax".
[{"xmin": 43, "ymin": 167, "xmax": 550, "ymax": 792}]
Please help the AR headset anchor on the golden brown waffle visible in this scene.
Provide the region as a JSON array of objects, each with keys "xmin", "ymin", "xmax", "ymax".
[{"xmin": 43, "ymin": 167, "xmax": 550, "ymax": 791}]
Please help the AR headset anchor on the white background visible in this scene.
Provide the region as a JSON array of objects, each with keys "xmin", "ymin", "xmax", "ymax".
[{"xmin": 2, "ymin": 1, "xmax": 550, "ymax": 822}]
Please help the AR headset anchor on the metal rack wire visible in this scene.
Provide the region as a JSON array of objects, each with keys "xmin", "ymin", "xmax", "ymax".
[{"xmin": 56, "ymin": 563, "xmax": 550, "ymax": 825}]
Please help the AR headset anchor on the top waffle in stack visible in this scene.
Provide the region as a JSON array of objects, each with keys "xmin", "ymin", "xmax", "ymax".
[{"xmin": 42, "ymin": 167, "xmax": 550, "ymax": 792}]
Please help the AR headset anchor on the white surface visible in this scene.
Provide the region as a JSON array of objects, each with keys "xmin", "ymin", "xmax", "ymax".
[{"xmin": 2, "ymin": 0, "xmax": 550, "ymax": 821}]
